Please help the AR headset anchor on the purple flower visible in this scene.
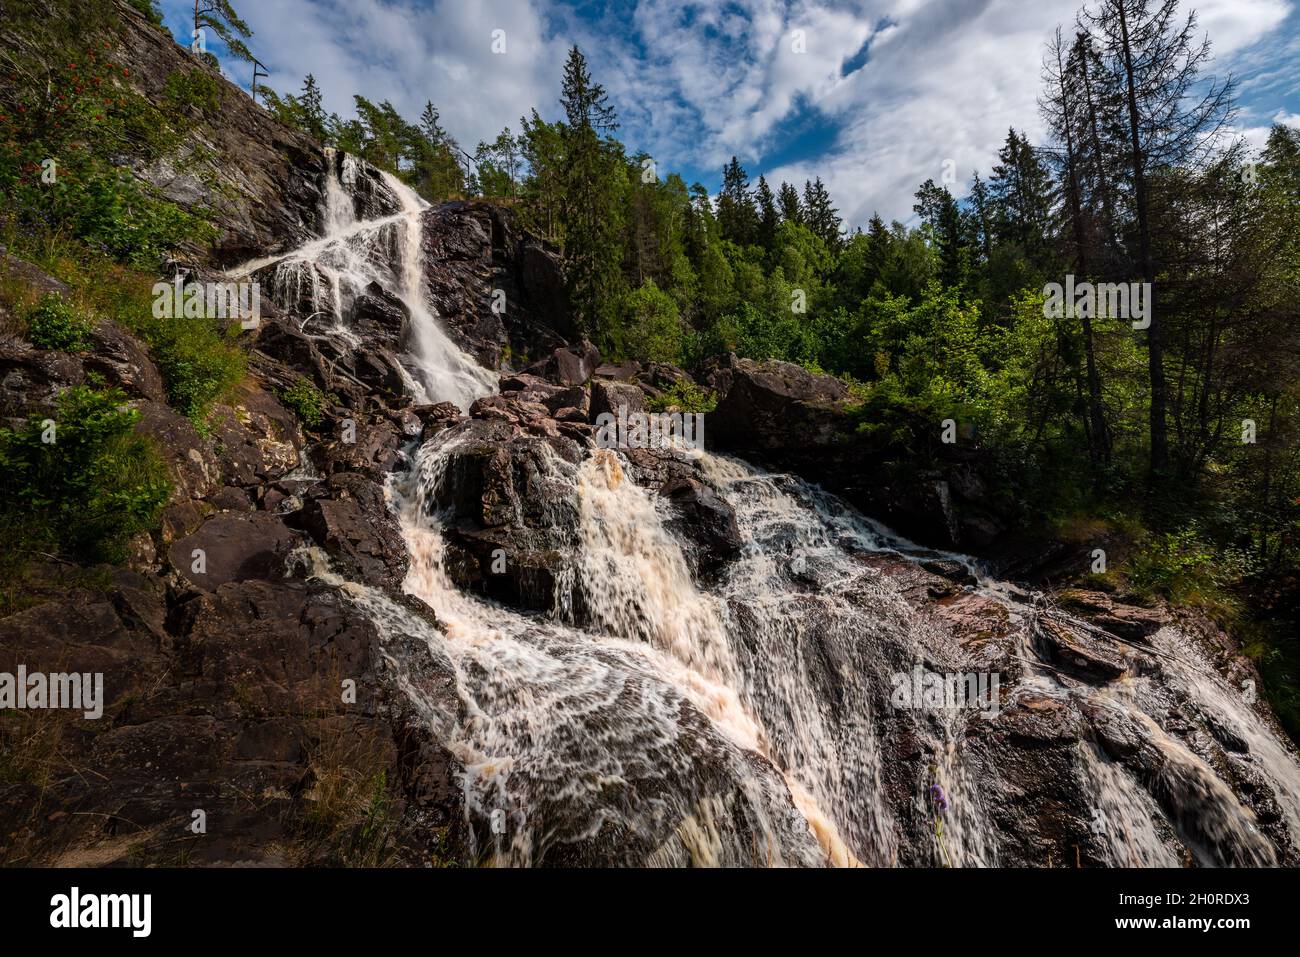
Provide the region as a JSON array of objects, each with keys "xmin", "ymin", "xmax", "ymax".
[{"xmin": 929, "ymin": 783, "xmax": 949, "ymax": 812}]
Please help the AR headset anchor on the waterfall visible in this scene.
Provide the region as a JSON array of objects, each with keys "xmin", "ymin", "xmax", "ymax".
[
  {"xmin": 262, "ymin": 150, "xmax": 1300, "ymax": 867},
  {"xmin": 229, "ymin": 148, "xmax": 495, "ymax": 412}
]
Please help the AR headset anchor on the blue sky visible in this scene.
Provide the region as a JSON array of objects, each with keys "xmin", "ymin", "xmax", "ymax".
[{"xmin": 160, "ymin": 0, "xmax": 1300, "ymax": 225}]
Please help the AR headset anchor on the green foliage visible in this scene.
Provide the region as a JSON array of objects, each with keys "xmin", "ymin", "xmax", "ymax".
[
  {"xmin": 1126, "ymin": 526, "xmax": 1246, "ymax": 613},
  {"xmin": 0, "ymin": 384, "xmax": 171, "ymax": 565},
  {"xmin": 0, "ymin": 228, "xmax": 246, "ymax": 424},
  {"xmin": 24, "ymin": 294, "xmax": 94, "ymax": 351},
  {"xmin": 194, "ymin": 0, "xmax": 254, "ymax": 64},
  {"xmin": 647, "ymin": 379, "xmax": 717, "ymax": 414},
  {"xmin": 278, "ymin": 376, "xmax": 332, "ymax": 428},
  {"xmin": 135, "ymin": 310, "xmax": 247, "ymax": 422},
  {"xmin": 621, "ymin": 280, "xmax": 683, "ymax": 364},
  {"xmin": 126, "ymin": 0, "xmax": 164, "ymax": 24},
  {"xmin": 162, "ymin": 69, "xmax": 222, "ymax": 114},
  {"xmin": 0, "ymin": 29, "xmax": 217, "ymax": 269}
]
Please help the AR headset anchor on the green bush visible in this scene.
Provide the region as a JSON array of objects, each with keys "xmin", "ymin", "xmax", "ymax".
[
  {"xmin": 126, "ymin": 0, "xmax": 164, "ymax": 24},
  {"xmin": 25, "ymin": 294, "xmax": 94, "ymax": 350},
  {"xmin": 621, "ymin": 280, "xmax": 684, "ymax": 364},
  {"xmin": 0, "ymin": 383, "xmax": 171, "ymax": 564},
  {"xmin": 1126, "ymin": 525, "xmax": 1243, "ymax": 614},
  {"xmin": 278, "ymin": 376, "xmax": 332, "ymax": 428},
  {"xmin": 163, "ymin": 69, "xmax": 222, "ymax": 114},
  {"xmin": 647, "ymin": 379, "xmax": 717, "ymax": 414},
  {"xmin": 137, "ymin": 312, "xmax": 248, "ymax": 422},
  {"xmin": 0, "ymin": 32, "xmax": 214, "ymax": 270}
]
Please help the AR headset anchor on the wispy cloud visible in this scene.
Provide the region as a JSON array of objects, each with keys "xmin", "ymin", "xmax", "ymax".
[{"xmin": 161, "ymin": 0, "xmax": 1298, "ymax": 224}]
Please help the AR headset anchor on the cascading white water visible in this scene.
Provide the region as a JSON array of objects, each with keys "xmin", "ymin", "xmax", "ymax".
[
  {"xmin": 228, "ymin": 148, "xmax": 496, "ymax": 412},
  {"xmin": 270, "ymin": 149, "xmax": 1300, "ymax": 867},
  {"xmin": 386, "ymin": 436, "xmax": 833, "ymax": 865}
]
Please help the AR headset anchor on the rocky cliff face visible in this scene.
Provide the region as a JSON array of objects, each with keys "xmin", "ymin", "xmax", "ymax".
[{"xmin": 3, "ymin": 0, "xmax": 1299, "ymax": 869}]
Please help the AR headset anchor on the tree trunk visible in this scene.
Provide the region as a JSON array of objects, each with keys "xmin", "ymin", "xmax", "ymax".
[{"xmin": 1118, "ymin": 1, "xmax": 1169, "ymax": 479}]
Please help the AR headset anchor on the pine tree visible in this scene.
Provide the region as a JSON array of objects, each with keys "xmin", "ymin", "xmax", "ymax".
[
  {"xmin": 557, "ymin": 46, "xmax": 626, "ymax": 344},
  {"xmin": 777, "ymin": 181, "xmax": 803, "ymax": 225},
  {"xmin": 802, "ymin": 177, "xmax": 842, "ymax": 250},
  {"xmin": 192, "ymin": 0, "xmax": 253, "ymax": 63},
  {"xmin": 716, "ymin": 156, "xmax": 759, "ymax": 246},
  {"xmin": 413, "ymin": 101, "xmax": 464, "ymax": 200},
  {"xmin": 913, "ymin": 179, "xmax": 965, "ymax": 288},
  {"xmin": 1081, "ymin": 0, "xmax": 1236, "ymax": 480},
  {"xmin": 987, "ymin": 128, "xmax": 1054, "ymax": 262},
  {"xmin": 755, "ymin": 175, "xmax": 779, "ymax": 252},
  {"xmin": 299, "ymin": 74, "xmax": 326, "ymax": 142}
]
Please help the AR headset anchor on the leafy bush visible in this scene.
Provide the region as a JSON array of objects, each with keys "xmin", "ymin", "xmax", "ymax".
[
  {"xmin": 1126, "ymin": 525, "xmax": 1244, "ymax": 615},
  {"xmin": 621, "ymin": 280, "xmax": 684, "ymax": 364},
  {"xmin": 0, "ymin": 32, "xmax": 214, "ymax": 270},
  {"xmin": 0, "ymin": 383, "xmax": 171, "ymax": 564},
  {"xmin": 126, "ymin": 0, "xmax": 164, "ymax": 24},
  {"xmin": 648, "ymin": 379, "xmax": 717, "ymax": 414},
  {"xmin": 163, "ymin": 69, "xmax": 222, "ymax": 114},
  {"xmin": 136, "ymin": 312, "xmax": 247, "ymax": 422},
  {"xmin": 278, "ymin": 376, "xmax": 332, "ymax": 428},
  {"xmin": 24, "ymin": 294, "xmax": 94, "ymax": 350}
]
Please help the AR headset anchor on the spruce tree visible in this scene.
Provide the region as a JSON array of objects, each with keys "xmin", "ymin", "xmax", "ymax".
[{"xmin": 777, "ymin": 181, "xmax": 803, "ymax": 224}]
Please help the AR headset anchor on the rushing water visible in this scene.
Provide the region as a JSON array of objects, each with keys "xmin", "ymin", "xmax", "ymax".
[
  {"xmin": 247, "ymin": 151, "xmax": 1300, "ymax": 867},
  {"xmin": 229, "ymin": 148, "xmax": 495, "ymax": 411}
]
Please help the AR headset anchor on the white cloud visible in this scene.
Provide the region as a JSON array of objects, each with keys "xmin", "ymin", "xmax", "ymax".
[
  {"xmin": 163, "ymin": 0, "xmax": 568, "ymax": 151},
  {"xmin": 161, "ymin": 0, "xmax": 1295, "ymax": 226}
]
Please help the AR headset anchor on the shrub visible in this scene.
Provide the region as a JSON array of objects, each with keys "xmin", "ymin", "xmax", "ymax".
[
  {"xmin": 0, "ymin": 383, "xmax": 172, "ymax": 564},
  {"xmin": 622, "ymin": 280, "xmax": 685, "ymax": 364},
  {"xmin": 163, "ymin": 69, "xmax": 222, "ymax": 114},
  {"xmin": 647, "ymin": 379, "xmax": 717, "ymax": 414},
  {"xmin": 24, "ymin": 294, "xmax": 93, "ymax": 350},
  {"xmin": 1126, "ymin": 525, "xmax": 1243, "ymax": 616},
  {"xmin": 134, "ymin": 311, "xmax": 247, "ymax": 422},
  {"xmin": 278, "ymin": 376, "xmax": 332, "ymax": 428}
]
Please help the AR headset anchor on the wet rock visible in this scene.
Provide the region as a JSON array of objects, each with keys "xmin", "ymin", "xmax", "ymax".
[
  {"xmin": 168, "ymin": 511, "xmax": 306, "ymax": 591},
  {"xmin": 285, "ymin": 472, "xmax": 409, "ymax": 591},
  {"xmin": 426, "ymin": 418, "xmax": 582, "ymax": 611},
  {"xmin": 1033, "ymin": 612, "xmax": 1132, "ymax": 681},
  {"xmin": 1057, "ymin": 589, "xmax": 1166, "ymax": 643},
  {"xmin": 311, "ymin": 415, "xmax": 405, "ymax": 476},
  {"xmin": 660, "ymin": 476, "xmax": 743, "ymax": 575}
]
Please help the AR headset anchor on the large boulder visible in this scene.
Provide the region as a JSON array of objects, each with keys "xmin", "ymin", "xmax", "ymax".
[
  {"xmin": 659, "ymin": 476, "xmax": 743, "ymax": 576},
  {"xmin": 708, "ymin": 356, "xmax": 850, "ymax": 458},
  {"xmin": 285, "ymin": 472, "xmax": 409, "ymax": 591},
  {"xmin": 167, "ymin": 511, "xmax": 306, "ymax": 591},
  {"xmin": 589, "ymin": 379, "xmax": 646, "ymax": 422},
  {"xmin": 526, "ymin": 340, "xmax": 601, "ymax": 387}
]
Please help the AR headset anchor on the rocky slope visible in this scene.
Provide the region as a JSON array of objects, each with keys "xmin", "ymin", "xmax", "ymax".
[{"xmin": 2, "ymin": 0, "xmax": 1298, "ymax": 868}]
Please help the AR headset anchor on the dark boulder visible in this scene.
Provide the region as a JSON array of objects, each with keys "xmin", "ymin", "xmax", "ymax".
[
  {"xmin": 708, "ymin": 356, "xmax": 850, "ymax": 458},
  {"xmin": 526, "ymin": 340, "xmax": 601, "ymax": 387},
  {"xmin": 285, "ymin": 472, "xmax": 409, "ymax": 591},
  {"xmin": 167, "ymin": 511, "xmax": 306, "ymax": 591},
  {"xmin": 590, "ymin": 380, "xmax": 646, "ymax": 422},
  {"xmin": 660, "ymin": 476, "xmax": 743, "ymax": 576}
]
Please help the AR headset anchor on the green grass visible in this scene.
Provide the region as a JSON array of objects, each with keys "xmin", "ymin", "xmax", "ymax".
[{"xmin": 0, "ymin": 225, "xmax": 247, "ymax": 425}]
